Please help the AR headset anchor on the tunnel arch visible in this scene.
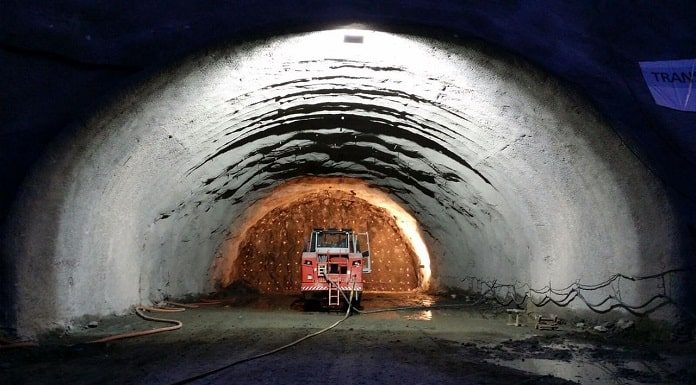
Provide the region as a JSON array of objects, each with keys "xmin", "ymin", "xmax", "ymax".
[{"xmin": 5, "ymin": 29, "xmax": 681, "ymax": 335}]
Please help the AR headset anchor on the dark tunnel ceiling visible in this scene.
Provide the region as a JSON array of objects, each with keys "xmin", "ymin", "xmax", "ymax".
[{"xmin": 1, "ymin": 0, "xmax": 696, "ymax": 228}]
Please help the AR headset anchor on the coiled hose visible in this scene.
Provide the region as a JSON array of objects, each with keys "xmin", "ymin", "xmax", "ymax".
[
  {"xmin": 1, "ymin": 301, "xmax": 222, "ymax": 349},
  {"xmin": 85, "ymin": 306, "xmax": 183, "ymax": 344}
]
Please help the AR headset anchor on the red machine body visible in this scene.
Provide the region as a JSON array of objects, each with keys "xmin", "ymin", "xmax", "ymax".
[{"xmin": 301, "ymin": 228, "xmax": 371, "ymax": 307}]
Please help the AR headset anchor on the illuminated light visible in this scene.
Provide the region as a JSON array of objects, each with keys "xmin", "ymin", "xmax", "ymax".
[{"xmin": 343, "ymin": 33, "xmax": 364, "ymax": 44}]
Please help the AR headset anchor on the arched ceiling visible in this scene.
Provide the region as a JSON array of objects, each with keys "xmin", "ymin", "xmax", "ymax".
[
  {"xmin": 1, "ymin": 1, "xmax": 695, "ymax": 337},
  {"xmin": 2, "ymin": 29, "xmax": 684, "ymax": 335},
  {"xmin": 1, "ymin": 1, "xmax": 695, "ymax": 226}
]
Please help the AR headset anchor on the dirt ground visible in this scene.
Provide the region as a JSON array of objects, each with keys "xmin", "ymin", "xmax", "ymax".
[{"xmin": 1, "ymin": 293, "xmax": 695, "ymax": 385}]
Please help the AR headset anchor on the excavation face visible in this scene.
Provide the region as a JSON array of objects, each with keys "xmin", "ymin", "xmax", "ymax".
[
  {"xmin": 215, "ymin": 178, "xmax": 429, "ymax": 293},
  {"xmin": 4, "ymin": 29, "xmax": 682, "ymax": 335}
]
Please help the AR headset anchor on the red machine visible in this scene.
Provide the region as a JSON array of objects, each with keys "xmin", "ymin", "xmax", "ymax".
[{"xmin": 301, "ymin": 228, "xmax": 371, "ymax": 308}]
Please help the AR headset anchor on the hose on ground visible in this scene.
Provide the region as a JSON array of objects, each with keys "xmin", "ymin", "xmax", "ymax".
[
  {"xmin": 0, "ymin": 340, "xmax": 39, "ymax": 350},
  {"xmin": 86, "ymin": 306, "xmax": 183, "ymax": 344},
  {"xmin": 166, "ymin": 285, "xmax": 355, "ymax": 385},
  {"xmin": 165, "ymin": 300, "xmax": 223, "ymax": 309},
  {"xmin": 327, "ymin": 274, "xmax": 495, "ymax": 315},
  {"xmin": 1, "ymin": 305, "xmax": 187, "ymax": 348}
]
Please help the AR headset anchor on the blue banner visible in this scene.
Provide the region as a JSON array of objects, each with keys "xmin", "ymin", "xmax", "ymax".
[{"xmin": 639, "ymin": 59, "xmax": 696, "ymax": 112}]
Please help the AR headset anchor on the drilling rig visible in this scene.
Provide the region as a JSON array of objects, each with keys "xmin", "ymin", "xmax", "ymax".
[{"xmin": 300, "ymin": 228, "xmax": 371, "ymax": 309}]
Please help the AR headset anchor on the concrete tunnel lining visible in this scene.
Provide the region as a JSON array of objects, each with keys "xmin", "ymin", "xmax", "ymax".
[{"xmin": 5, "ymin": 29, "xmax": 681, "ymax": 335}]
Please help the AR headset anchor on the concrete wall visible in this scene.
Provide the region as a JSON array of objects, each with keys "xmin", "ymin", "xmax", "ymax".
[{"xmin": 4, "ymin": 30, "xmax": 683, "ymax": 336}]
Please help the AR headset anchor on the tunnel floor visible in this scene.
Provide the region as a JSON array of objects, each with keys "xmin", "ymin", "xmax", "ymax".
[{"xmin": 2, "ymin": 293, "xmax": 694, "ymax": 385}]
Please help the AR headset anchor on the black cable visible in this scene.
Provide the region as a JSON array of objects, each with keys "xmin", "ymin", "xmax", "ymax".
[
  {"xmin": 166, "ymin": 287, "xmax": 355, "ymax": 385},
  {"xmin": 456, "ymin": 268, "xmax": 692, "ymax": 318}
]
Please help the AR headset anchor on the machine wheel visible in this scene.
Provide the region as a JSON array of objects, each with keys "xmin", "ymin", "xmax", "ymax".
[
  {"xmin": 303, "ymin": 298, "xmax": 321, "ymax": 311},
  {"xmin": 351, "ymin": 295, "xmax": 362, "ymax": 310}
]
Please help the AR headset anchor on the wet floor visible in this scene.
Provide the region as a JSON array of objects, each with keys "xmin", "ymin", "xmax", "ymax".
[{"xmin": 1, "ymin": 293, "xmax": 694, "ymax": 384}]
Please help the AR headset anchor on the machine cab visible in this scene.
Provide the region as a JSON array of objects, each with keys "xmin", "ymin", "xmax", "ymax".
[{"xmin": 306, "ymin": 228, "xmax": 371, "ymax": 274}]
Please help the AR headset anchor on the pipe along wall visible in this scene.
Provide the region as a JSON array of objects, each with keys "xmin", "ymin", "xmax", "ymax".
[{"xmin": 3, "ymin": 30, "xmax": 686, "ymax": 336}]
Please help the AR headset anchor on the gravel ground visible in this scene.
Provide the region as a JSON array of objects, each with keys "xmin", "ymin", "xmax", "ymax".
[{"xmin": 1, "ymin": 293, "xmax": 694, "ymax": 385}]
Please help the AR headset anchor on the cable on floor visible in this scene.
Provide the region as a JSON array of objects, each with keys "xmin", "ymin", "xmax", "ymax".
[
  {"xmin": 86, "ymin": 306, "xmax": 183, "ymax": 344},
  {"xmin": 166, "ymin": 285, "xmax": 355, "ymax": 385}
]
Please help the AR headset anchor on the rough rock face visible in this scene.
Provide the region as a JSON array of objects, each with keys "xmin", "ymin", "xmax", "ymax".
[{"xmin": 233, "ymin": 190, "xmax": 420, "ymax": 293}]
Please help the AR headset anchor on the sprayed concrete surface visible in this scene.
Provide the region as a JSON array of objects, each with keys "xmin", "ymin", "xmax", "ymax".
[
  {"xmin": 3, "ymin": 30, "xmax": 684, "ymax": 336},
  {"xmin": 1, "ymin": 293, "xmax": 694, "ymax": 385}
]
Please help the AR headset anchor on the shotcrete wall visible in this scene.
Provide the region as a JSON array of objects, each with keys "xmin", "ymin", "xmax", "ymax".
[{"xmin": 4, "ymin": 30, "xmax": 681, "ymax": 336}]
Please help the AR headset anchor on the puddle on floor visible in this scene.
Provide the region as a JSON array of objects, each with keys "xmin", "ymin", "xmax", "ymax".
[
  {"xmin": 488, "ymin": 357, "xmax": 664, "ymax": 385},
  {"xmin": 405, "ymin": 310, "xmax": 433, "ymax": 321}
]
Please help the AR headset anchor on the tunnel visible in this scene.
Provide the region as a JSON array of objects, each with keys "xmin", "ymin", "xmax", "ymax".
[
  {"xmin": 1, "ymin": 5, "xmax": 695, "ymax": 384},
  {"xmin": 3, "ymin": 28, "xmax": 684, "ymax": 333}
]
